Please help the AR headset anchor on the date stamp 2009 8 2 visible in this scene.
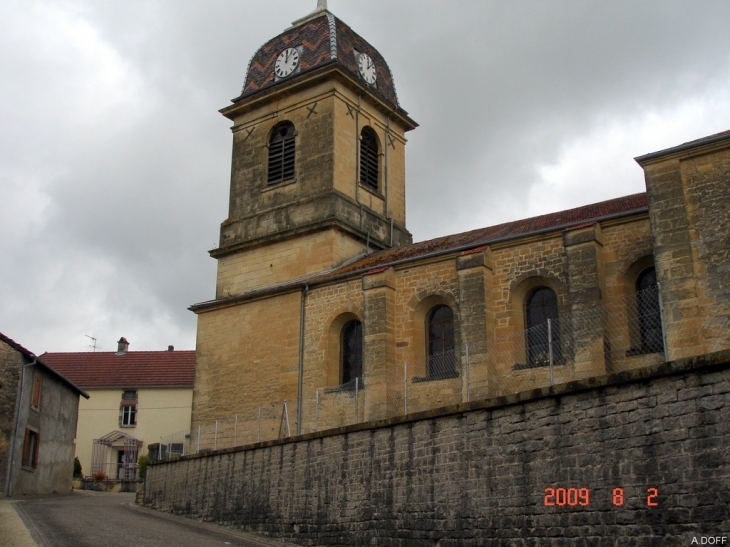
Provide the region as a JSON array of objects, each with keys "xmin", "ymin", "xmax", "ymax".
[{"xmin": 543, "ymin": 487, "xmax": 658, "ymax": 507}]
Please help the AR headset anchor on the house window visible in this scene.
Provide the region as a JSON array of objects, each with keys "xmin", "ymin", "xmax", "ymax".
[
  {"xmin": 121, "ymin": 405, "xmax": 137, "ymax": 427},
  {"xmin": 526, "ymin": 287, "xmax": 561, "ymax": 366},
  {"xmin": 360, "ymin": 127, "xmax": 379, "ymax": 192},
  {"xmin": 637, "ymin": 267, "xmax": 663, "ymax": 353},
  {"xmin": 341, "ymin": 320, "xmax": 363, "ymax": 385},
  {"xmin": 22, "ymin": 428, "xmax": 40, "ymax": 468},
  {"xmin": 267, "ymin": 122, "xmax": 296, "ymax": 186},
  {"xmin": 427, "ymin": 305, "xmax": 457, "ymax": 378},
  {"xmin": 122, "ymin": 390, "xmax": 137, "ymax": 401},
  {"xmin": 31, "ymin": 370, "xmax": 42, "ymax": 411}
]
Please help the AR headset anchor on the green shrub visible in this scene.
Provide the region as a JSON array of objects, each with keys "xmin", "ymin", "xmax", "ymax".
[
  {"xmin": 138, "ymin": 455, "xmax": 148, "ymax": 479},
  {"xmin": 73, "ymin": 457, "xmax": 83, "ymax": 479}
]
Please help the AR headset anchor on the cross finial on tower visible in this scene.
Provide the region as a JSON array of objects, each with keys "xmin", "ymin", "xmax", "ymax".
[{"xmin": 317, "ymin": 0, "xmax": 327, "ymax": 11}]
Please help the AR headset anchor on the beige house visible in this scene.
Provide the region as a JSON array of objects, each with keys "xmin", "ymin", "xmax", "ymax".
[{"xmin": 41, "ymin": 338, "xmax": 194, "ymax": 479}]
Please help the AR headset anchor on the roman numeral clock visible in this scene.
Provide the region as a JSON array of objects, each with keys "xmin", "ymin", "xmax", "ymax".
[
  {"xmin": 357, "ymin": 53, "xmax": 377, "ymax": 85},
  {"xmin": 275, "ymin": 47, "xmax": 300, "ymax": 79}
]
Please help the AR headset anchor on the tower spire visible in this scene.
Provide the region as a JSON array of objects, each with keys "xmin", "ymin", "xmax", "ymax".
[{"xmin": 317, "ymin": 0, "xmax": 327, "ymax": 10}]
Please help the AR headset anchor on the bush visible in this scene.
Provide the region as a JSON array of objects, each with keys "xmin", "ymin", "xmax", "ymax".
[
  {"xmin": 138, "ymin": 455, "xmax": 148, "ymax": 479},
  {"xmin": 73, "ymin": 457, "xmax": 83, "ymax": 479}
]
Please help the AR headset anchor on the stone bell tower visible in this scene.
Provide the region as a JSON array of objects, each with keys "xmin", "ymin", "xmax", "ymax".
[{"xmin": 211, "ymin": 4, "xmax": 418, "ymax": 298}]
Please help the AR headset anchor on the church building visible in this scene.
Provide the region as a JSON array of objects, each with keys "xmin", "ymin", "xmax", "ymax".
[{"xmin": 189, "ymin": 3, "xmax": 730, "ymax": 442}]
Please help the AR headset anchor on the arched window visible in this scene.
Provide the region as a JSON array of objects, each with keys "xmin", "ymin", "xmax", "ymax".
[
  {"xmin": 267, "ymin": 122, "xmax": 296, "ymax": 186},
  {"xmin": 427, "ymin": 305, "xmax": 457, "ymax": 378},
  {"xmin": 526, "ymin": 287, "xmax": 561, "ymax": 367},
  {"xmin": 341, "ymin": 320, "xmax": 362, "ymax": 385},
  {"xmin": 359, "ymin": 127, "xmax": 379, "ymax": 192},
  {"xmin": 637, "ymin": 267, "xmax": 663, "ymax": 353}
]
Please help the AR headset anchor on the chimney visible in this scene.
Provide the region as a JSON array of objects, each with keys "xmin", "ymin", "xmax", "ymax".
[
  {"xmin": 116, "ymin": 337, "xmax": 129, "ymax": 355},
  {"xmin": 167, "ymin": 345, "xmax": 174, "ymax": 351}
]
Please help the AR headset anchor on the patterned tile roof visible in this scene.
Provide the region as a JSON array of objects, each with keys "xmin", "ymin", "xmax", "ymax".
[
  {"xmin": 0, "ymin": 331, "xmax": 89, "ymax": 398},
  {"xmin": 238, "ymin": 12, "xmax": 399, "ymax": 106},
  {"xmin": 40, "ymin": 350, "xmax": 196, "ymax": 389}
]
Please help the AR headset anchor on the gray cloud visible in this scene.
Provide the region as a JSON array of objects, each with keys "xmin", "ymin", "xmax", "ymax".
[{"xmin": 2, "ymin": 0, "xmax": 729, "ymax": 352}]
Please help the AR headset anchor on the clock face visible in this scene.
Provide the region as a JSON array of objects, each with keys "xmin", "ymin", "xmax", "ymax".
[
  {"xmin": 357, "ymin": 53, "xmax": 377, "ymax": 85},
  {"xmin": 275, "ymin": 48, "xmax": 300, "ymax": 79}
]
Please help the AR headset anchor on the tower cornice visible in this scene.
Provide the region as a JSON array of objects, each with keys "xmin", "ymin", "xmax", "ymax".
[{"xmin": 220, "ymin": 62, "xmax": 417, "ymax": 131}]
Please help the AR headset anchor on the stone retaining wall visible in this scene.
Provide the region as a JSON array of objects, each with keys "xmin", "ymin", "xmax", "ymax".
[{"xmin": 145, "ymin": 350, "xmax": 730, "ymax": 546}]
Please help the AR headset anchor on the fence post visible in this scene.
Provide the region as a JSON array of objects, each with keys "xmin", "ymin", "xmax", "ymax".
[
  {"xmin": 548, "ymin": 319, "xmax": 554, "ymax": 386},
  {"xmin": 182, "ymin": 430, "xmax": 186, "ymax": 457},
  {"xmin": 355, "ymin": 377, "xmax": 359, "ymax": 424},
  {"xmin": 465, "ymin": 343, "xmax": 471, "ymax": 403},
  {"xmin": 315, "ymin": 389, "xmax": 319, "ymax": 432},
  {"xmin": 404, "ymin": 362, "xmax": 408, "ymax": 415},
  {"xmin": 656, "ymin": 282, "xmax": 670, "ymax": 362},
  {"xmin": 234, "ymin": 414, "xmax": 238, "ymax": 446},
  {"xmin": 158, "ymin": 437, "xmax": 162, "ymax": 461},
  {"xmin": 196, "ymin": 425, "xmax": 200, "ymax": 454},
  {"xmin": 257, "ymin": 406, "xmax": 261, "ymax": 443}
]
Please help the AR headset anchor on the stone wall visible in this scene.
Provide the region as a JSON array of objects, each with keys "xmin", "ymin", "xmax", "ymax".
[
  {"xmin": 145, "ymin": 350, "xmax": 730, "ymax": 546},
  {"xmin": 0, "ymin": 340, "xmax": 23, "ymax": 495}
]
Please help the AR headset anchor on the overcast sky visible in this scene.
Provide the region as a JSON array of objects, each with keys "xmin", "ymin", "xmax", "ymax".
[{"xmin": 2, "ymin": 0, "xmax": 730, "ymax": 353}]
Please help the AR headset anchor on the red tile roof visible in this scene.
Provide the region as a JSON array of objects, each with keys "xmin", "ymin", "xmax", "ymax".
[
  {"xmin": 191, "ymin": 193, "xmax": 649, "ymax": 311},
  {"xmin": 39, "ymin": 350, "xmax": 196, "ymax": 389},
  {"xmin": 325, "ymin": 192, "xmax": 648, "ymax": 277}
]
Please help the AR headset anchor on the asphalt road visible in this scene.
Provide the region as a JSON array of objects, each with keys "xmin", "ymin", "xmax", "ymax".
[{"xmin": 12, "ymin": 491, "xmax": 294, "ymax": 547}]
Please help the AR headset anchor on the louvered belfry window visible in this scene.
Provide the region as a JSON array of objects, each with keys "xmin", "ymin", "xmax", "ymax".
[
  {"xmin": 360, "ymin": 127, "xmax": 379, "ymax": 191},
  {"xmin": 267, "ymin": 122, "xmax": 296, "ymax": 186}
]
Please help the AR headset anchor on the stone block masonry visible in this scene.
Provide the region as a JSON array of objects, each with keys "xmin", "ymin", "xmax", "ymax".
[{"xmin": 145, "ymin": 350, "xmax": 730, "ymax": 546}]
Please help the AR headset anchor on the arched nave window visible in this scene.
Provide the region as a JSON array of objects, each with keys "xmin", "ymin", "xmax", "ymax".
[
  {"xmin": 525, "ymin": 287, "xmax": 561, "ymax": 366},
  {"xmin": 341, "ymin": 320, "xmax": 363, "ymax": 385},
  {"xmin": 427, "ymin": 305, "xmax": 457, "ymax": 378},
  {"xmin": 636, "ymin": 267, "xmax": 663, "ymax": 353}
]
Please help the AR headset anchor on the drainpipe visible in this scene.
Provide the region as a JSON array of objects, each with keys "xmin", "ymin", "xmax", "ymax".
[
  {"xmin": 385, "ymin": 108, "xmax": 395, "ymax": 244},
  {"xmin": 7, "ymin": 357, "xmax": 37, "ymax": 497},
  {"xmin": 354, "ymin": 92, "xmax": 363, "ymax": 206},
  {"xmin": 296, "ymin": 283, "xmax": 309, "ymax": 435}
]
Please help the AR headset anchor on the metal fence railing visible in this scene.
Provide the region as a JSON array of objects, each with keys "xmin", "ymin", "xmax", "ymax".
[{"xmin": 157, "ymin": 287, "xmax": 667, "ymax": 458}]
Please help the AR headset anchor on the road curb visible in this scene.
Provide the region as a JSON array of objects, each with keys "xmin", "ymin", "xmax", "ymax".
[{"xmin": 0, "ymin": 499, "xmax": 38, "ymax": 547}]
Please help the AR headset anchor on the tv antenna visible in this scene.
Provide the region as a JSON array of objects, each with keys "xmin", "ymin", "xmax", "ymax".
[{"xmin": 85, "ymin": 335, "xmax": 100, "ymax": 352}]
